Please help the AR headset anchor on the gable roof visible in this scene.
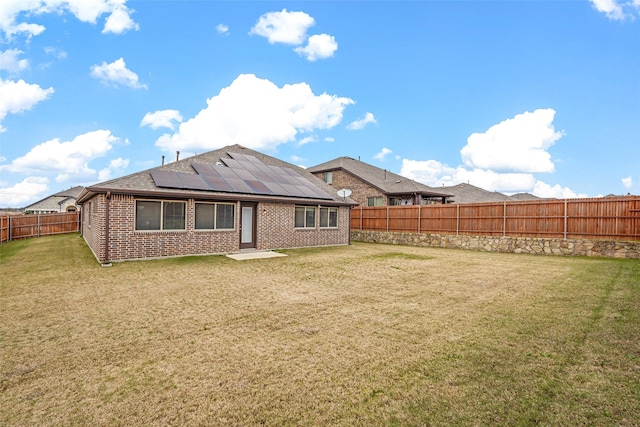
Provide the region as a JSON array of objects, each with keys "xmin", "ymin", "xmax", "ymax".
[
  {"xmin": 440, "ymin": 183, "xmax": 512, "ymax": 204},
  {"xmin": 78, "ymin": 145, "xmax": 355, "ymax": 206},
  {"xmin": 307, "ymin": 156, "xmax": 452, "ymax": 199},
  {"xmin": 24, "ymin": 186, "xmax": 85, "ymax": 211}
]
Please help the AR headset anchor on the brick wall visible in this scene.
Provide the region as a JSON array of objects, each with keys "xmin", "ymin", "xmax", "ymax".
[
  {"xmin": 82, "ymin": 194, "xmax": 350, "ymax": 262},
  {"xmin": 312, "ymin": 170, "xmax": 386, "ymax": 206}
]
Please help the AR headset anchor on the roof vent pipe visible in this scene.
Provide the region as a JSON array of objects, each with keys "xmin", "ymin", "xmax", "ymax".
[
  {"xmin": 162, "ymin": 155, "xmax": 165, "ymax": 166},
  {"xmin": 176, "ymin": 151, "xmax": 180, "ymax": 161}
]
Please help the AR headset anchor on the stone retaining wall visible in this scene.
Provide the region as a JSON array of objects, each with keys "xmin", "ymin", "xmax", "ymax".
[{"xmin": 351, "ymin": 230, "xmax": 640, "ymax": 259}]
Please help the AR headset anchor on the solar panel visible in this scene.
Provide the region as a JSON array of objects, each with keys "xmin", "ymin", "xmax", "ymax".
[
  {"xmin": 151, "ymin": 153, "xmax": 334, "ymax": 200},
  {"xmin": 202, "ymin": 175, "xmax": 233, "ymax": 192},
  {"xmin": 151, "ymin": 171, "xmax": 185, "ymax": 189},
  {"xmin": 179, "ymin": 174, "xmax": 209, "ymax": 191}
]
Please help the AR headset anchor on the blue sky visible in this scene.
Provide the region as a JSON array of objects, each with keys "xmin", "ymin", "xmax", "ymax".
[{"xmin": 0, "ymin": 0, "xmax": 638, "ymax": 207}]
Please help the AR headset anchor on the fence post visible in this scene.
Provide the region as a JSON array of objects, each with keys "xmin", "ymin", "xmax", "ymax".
[
  {"xmin": 360, "ymin": 206, "xmax": 363, "ymax": 230},
  {"xmin": 456, "ymin": 204, "xmax": 460, "ymax": 236},
  {"xmin": 386, "ymin": 206, "xmax": 389, "ymax": 232},
  {"xmin": 37, "ymin": 214, "xmax": 40, "ymax": 238},
  {"xmin": 8, "ymin": 215, "xmax": 11, "ymax": 242},
  {"xmin": 503, "ymin": 202, "xmax": 507, "ymax": 237},
  {"xmin": 564, "ymin": 199, "xmax": 568, "ymax": 239},
  {"xmin": 417, "ymin": 205, "xmax": 421, "ymax": 233}
]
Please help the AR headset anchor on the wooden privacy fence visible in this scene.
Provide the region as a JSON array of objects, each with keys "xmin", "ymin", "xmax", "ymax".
[
  {"xmin": 0, "ymin": 212, "xmax": 80, "ymax": 244},
  {"xmin": 351, "ymin": 196, "xmax": 640, "ymax": 241}
]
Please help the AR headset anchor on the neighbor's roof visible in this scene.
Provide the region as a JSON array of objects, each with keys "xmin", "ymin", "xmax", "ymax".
[
  {"xmin": 24, "ymin": 185, "xmax": 85, "ymax": 211},
  {"xmin": 78, "ymin": 145, "xmax": 356, "ymax": 206},
  {"xmin": 440, "ymin": 183, "xmax": 512, "ymax": 204},
  {"xmin": 307, "ymin": 157, "xmax": 452, "ymax": 199}
]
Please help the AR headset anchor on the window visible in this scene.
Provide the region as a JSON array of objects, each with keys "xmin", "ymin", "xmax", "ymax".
[
  {"xmin": 319, "ymin": 207, "xmax": 338, "ymax": 228},
  {"xmin": 135, "ymin": 200, "xmax": 186, "ymax": 231},
  {"xmin": 295, "ymin": 206, "xmax": 316, "ymax": 228},
  {"xmin": 323, "ymin": 171, "xmax": 333, "ymax": 184},
  {"xmin": 367, "ymin": 196, "xmax": 383, "ymax": 207},
  {"xmin": 195, "ymin": 202, "xmax": 235, "ymax": 230}
]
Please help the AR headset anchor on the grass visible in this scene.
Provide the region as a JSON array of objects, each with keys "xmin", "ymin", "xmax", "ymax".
[{"xmin": 1, "ymin": 234, "xmax": 639, "ymax": 426}]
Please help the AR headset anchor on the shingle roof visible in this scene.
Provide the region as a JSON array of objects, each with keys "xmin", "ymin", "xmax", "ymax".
[
  {"xmin": 79, "ymin": 145, "xmax": 355, "ymax": 206},
  {"xmin": 307, "ymin": 157, "xmax": 452, "ymax": 198},
  {"xmin": 509, "ymin": 192, "xmax": 541, "ymax": 201},
  {"xmin": 440, "ymin": 183, "xmax": 512, "ymax": 204},
  {"xmin": 24, "ymin": 186, "xmax": 85, "ymax": 211}
]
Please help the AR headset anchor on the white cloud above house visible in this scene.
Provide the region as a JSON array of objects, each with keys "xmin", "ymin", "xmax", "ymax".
[
  {"xmin": 0, "ymin": 0, "xmax": 139, "ymax": 39},
  {"xmin": 216, "ymin": 23, "xmax": 229, "ymax": 35},
  {"xmin": 3, "ymin": 129, "xmax": 119, "ymax": 183},
  {"xmin": 622, "ymin": 176, "xmax": 633, "ymax": 189},
  {"xmin": 460, "ymin": 108, "xmax": 563, "ymax": 174},
  {"xmin": 0, "ymin": 49, "xmax": 28, "ymax": 73},
  {"xmin": 347, "ymin": 112, "xmax": 377, "ymax": 131},
  {"xmin": 589, "ymin": 0, "xmax": 640, "ymax": 20},
  {"xmin": 141, "ymin": 109, "xmax": 183, "ymax": 130},
  {"xmin": 155, "ymin": 73, "xmax": 354, "ymax": 153},
  {"xmin": 0, "ymin": 78, "xmax": 54, "ymax": 132},
  {"xmin": 399, "ymin": 108, "xmax": 587, "ymax": 198},
  {"xmin": 250, "ymin": 9, "xmax": 337, "ymax": 61},
  {"xmin": 374, "ymin": 148, "xmax": 392, "ymax": 161},
  {"xmin": 249, "ymin": 9, "xmax": 315, "ymax": 45},
  {"xmin": 295, "ymin": 34, "xmax": 338, "ymax": 61},
  {"xmin": 0, "ymin": 176, "xmax": 49, "ymax": 207},
  {"xmin": 90, "ymin": 58, "xmax": 147, "ymax": 89}
]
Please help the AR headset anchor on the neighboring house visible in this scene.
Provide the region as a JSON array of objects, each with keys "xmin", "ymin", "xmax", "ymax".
[
  {"xmin": 509, "ymin": 192, "xmax": 541, "ymax": 201},
  {"xmin": 439, "ymin": 183, "xmax": 512, "ymax": 204},
  {"xmin": 78, "ymin": 145, "xmax": 356, "ymax": 263},
  {"xmin": 307, "ymin": 157, "xmax": 452, "ymax": 206},
  {"xmin": 24, "ymin": 186, "xmax": 84, "ymax": 214}
]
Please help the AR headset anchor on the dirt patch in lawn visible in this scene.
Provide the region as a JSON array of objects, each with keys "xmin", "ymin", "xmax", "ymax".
[{"xmin": 1, "ymin": 235, "xmax": 639, "ymax": 426}]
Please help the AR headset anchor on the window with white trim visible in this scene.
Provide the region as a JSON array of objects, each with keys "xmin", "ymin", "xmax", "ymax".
[
  {"xmin": 323, "ymin": 171, "xmax": 333, "ymax": 184},
  {"xmin": 319, "ymin": 207, "xmax": 338, "ymax": 228},
  {"xmin": 195, "ymin": 202, "xmax": 235, "ymax": 230},
  {"xmin": 135, "ymin": 200, "xmax": 186, "ymax": 231},
  {"xmin": 295, "ymin": 206, "xmax": 316, "ymax": 228}
]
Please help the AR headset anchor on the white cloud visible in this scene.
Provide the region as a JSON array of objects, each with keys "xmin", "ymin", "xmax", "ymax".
[
  {"xmin": 295, "ymin": 33, "xmax": 337, "ymax": 61},
  {"xmin": 400, "ymin": 159, "xmax": 536, "ymax": 192},
  {"xmin": 44, "ymin": 46, "xmax": 67, "ymax": 60},
  {"xmin": 249, "ymin": 9, "xmax": 315, "ymax": 45},
  {"xmin": 4, "ymin": 129, "xmax": 119, "ymax": 183},
  {"xmin": 0, "ymin": 78, "xmax": 54, "ymax": 132},
  {"xmin": 297, "ymin": 135, "xmax": 317, "ymax": 146},
  {"xmin": 460, "ymin": 108, "xmax": 563, "ymax": 173},
  {"xmin": 0, "ymin": 49, "xmax": 28, "ymax": 73},
  {"xmin": 0, "ymin": 0, "xmax": 139, "ymax": 39},
  {"xmin": 102, "ymin": 5, "xmax": 139, "ymax": 34},
  {"xmin": 155, "ymin": 74, "xmax": 354, "ymax": 153},
  {"xmin": 216, "ymin": 23, "xmax": 229, "ymax": 34},
  {"xmin": 589, "ymin": 0, "xmax": 639, "ymax": 20},
  {"xmin": 98, "ymin": 157, "xmax": 129, "ymax": 181},
  {"xmin": 532, "ymin": 181, "xmax": 586, "ymax": 199},
  {"xmin": 90, "ymin": 58, "xmax": 146, "ymax": 89},
  {"xmin": 290, "ymin": 155, "xmax": 305, "ymax": 163},
  {"xmin": 347, "ymin": 112, "xmax": 377, "ymax": 131},
  {"xmin": 140, "ymin": 109, "xmax": 183, "ymax": 130},
  {"xmin": 399, "ymin": 108, "xmax": 584, "ymax": 197},
  {"xmin": 0, "ymin": 176, "xmax": 49, "ymax": 207},
  {"xmin": 374, "ymin": 148, "xmax": 392, "ymax": 161},
  {"xmin": 622, "ymin": 176, "xmax": 633, "ymax": 189}
]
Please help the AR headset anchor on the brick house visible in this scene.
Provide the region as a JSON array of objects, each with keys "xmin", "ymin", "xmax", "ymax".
[
  {"xmin": 78, "ymin": 145, "xmax": 356, "ymax": 263},
  {"xmin": 307, "ymin": 157, "xmax": 451, "ymax": 206},
  {"xmin": 23, "ymin": 186, "xmax": 84, "ymax": 214}
]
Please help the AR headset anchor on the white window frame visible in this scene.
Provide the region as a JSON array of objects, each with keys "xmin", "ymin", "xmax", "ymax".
[
  {"xmin": 323, "ymin": 171, "xmax": 333, "ymax": 184},
  {"xmin": 295, "ymin": 206, "xmax": 316, "ymax": 229},
  {"xmin": 319, "ymin": 207, "xmax": 339, "ymax": 228}
]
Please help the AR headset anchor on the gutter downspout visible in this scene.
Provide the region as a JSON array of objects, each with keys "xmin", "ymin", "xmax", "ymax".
[{"xmin": 103, "ymin": 191, "xmax": 111, "ymax": 266}]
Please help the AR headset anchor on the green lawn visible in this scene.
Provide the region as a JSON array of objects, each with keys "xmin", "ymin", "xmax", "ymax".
[{"xmin": 1, "ymin": 234, "xmax": 639, "ymax": 426}]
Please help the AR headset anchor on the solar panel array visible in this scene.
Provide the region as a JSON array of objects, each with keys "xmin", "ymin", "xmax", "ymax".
[{"xmin": 150, "ymin": 152, "xmax": 334, "ymax": 200}]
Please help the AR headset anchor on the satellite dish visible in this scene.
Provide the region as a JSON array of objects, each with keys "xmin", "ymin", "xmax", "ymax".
[{"xmin": 337, "ymin": 188, "xmax": 352, "ymax": 199}]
